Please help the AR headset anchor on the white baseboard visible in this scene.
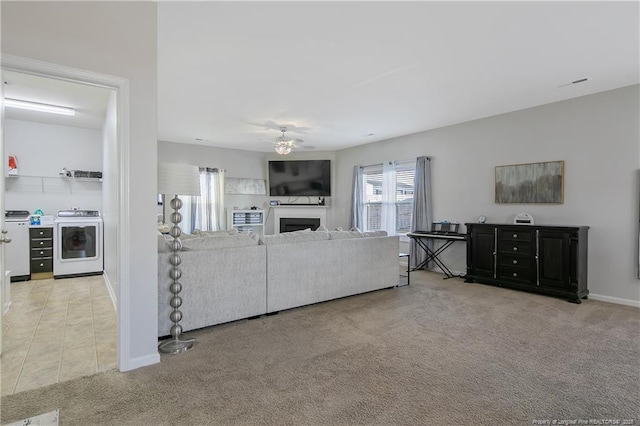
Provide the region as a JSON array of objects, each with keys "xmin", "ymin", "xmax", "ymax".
[
  {"xmin": 588, "ymin": 293, "xmax": 640, "ymax": 308},
  {"xmin": 103, "ymin": 273, "xmax": 117, "ymax": 311},
  {"xmin": 121, "ymin": 353, "xmax": 160, "ymax": 372},
  {"xmin": 414, "ymin": 269, "xmax": 639, "ymax": 307}
]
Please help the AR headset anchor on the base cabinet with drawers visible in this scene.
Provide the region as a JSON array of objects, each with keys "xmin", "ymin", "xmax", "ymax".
[
  {"xmin": 29, "ymin": 227, "xmax": 54, "ymax": 280},
  {"xmin": 465, "ymin": 224, "xmax": 589, "ymax": 303}
]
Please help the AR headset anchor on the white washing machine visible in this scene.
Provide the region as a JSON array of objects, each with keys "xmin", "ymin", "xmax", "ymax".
[{"xmin": 54, "ymin": 209, "xmax": 103, "ymax": 278}]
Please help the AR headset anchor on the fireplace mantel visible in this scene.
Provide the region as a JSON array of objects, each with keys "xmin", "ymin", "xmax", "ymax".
[{"xmin": 272, "ymin": 206, "xmax": 328, "ymax": 234}]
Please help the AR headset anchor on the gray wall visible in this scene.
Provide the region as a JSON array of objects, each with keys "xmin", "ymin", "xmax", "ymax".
[
  {"xmin": 333, "ymin": 85, "xmax": 640, "ymax": 303},
  {"xmin": 158, "ymin": 141, "xmax": 337, "ymax": 233}
]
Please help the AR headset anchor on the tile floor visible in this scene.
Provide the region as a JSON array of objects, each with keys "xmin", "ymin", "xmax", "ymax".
[{"xmin": 1, "ymin": 275, "xmax": 116, "ymax": 396}]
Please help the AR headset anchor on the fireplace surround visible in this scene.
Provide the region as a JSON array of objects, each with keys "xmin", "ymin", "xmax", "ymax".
[{"xmin": 272, "ymin": 206, "xmax": 328, "ymax": 233}]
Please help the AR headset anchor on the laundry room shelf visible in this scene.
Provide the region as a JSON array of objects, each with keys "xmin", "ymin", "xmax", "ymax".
[{"xmin": 5, "ymin": 175, "xmax": 102, "ymax": 194}]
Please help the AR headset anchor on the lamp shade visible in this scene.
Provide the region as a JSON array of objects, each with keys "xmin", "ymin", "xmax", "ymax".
[{"xmin": 158, "ymin": 163, "xmax": 201, "ymax": 196}]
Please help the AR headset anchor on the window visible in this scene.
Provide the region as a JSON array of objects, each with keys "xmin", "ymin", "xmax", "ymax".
[
  {"xmin": 177, "ymin": 167, "xmax": 225, "ymax": 234},
  {"xmin": 362, "ymin": 160, "xmax": 415, "ymax": 235}
]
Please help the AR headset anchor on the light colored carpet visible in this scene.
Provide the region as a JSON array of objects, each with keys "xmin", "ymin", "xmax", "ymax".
[{"xmin": 2, "ymin": 270, "xmax": 639, "ymax": 425}]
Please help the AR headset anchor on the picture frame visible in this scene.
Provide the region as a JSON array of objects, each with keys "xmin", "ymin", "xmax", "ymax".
[
  {"xmin": 495, "ymin": 160, "xmax": 564, "ymax": 204},
  {"xmin": 224, "ymin": 177, "xmax": 266, "ymax": 195}
]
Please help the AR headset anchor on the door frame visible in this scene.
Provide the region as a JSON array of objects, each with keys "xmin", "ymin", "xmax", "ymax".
[{"xmin": 1, "ymin": 54, "xmax": 131, "ymax": 371}]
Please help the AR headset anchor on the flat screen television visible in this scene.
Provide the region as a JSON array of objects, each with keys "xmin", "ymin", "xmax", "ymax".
[{"xmin": 268, "ymin": 160, "xmax": 331, "ymax": 197}]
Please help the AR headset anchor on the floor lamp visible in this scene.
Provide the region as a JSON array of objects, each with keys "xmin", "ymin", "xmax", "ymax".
[{"xmin": 158, "ymin": 162, "xmax": 201, "ymax": 354}]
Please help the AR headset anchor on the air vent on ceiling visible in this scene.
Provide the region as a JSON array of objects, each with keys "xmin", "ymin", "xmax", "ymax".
[{"xmin": 558, "ymin": 77, "xmax": 592, "ymax": 88}]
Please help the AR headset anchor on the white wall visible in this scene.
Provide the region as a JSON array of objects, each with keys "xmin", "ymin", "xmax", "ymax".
[
  {"xmin": 4, "ymin": 119, "xmax": 102, "ymax": 214},
  {"xmin": 2, "ymin": 1, "xmax": 159, "ymax": 370},
  {"xmin": 158, "ymin": 141, "xmax": 337, "ymax": 233},
  {"xmin": 102, "ymin": 91, "xmax": 117, "ymax": 303},
  {"xmin": 334, "ymin": 85, "xmax": 640, "ymax": 303}
]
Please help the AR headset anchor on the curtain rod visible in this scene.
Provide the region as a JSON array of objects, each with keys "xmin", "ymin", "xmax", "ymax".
[{"xmin": 359, "ymin": 156, "xmax": 430, "ymax": 169}]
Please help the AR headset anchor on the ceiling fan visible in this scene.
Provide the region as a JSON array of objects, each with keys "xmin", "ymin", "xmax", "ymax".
[{"xmin": 269, "ymin": 126, "xmax": 313, "ymax": 155}]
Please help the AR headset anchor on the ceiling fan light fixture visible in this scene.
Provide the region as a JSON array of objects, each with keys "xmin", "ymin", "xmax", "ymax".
[
  {"xmin": 274, "ymin": 126, "xmax": 294, "ymax": 155},
  {"xmin": 275, "ymin": 141, "xmax": 293, "ymax": 155}
]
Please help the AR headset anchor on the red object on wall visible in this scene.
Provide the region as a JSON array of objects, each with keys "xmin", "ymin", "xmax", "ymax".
[{"xmin": 8, "ymin": 155, "xmax": 18, "ymax": 175}]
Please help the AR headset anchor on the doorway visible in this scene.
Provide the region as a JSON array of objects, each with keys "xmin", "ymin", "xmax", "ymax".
[{"xmin": 1, "ymin": 57, "xmax": 128, "ymax": 394}]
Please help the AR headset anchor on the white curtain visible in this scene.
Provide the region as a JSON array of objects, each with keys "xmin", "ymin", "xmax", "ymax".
[
  {"xmin": 350, "ymin": 166, "xmax": 364, "ymax": 230},
  {"xmin": 180, "ymin": 167, "xmax": 225, "ymax": 233},
  {"xmin": 381, "ymin": 161, "xmax": 396, "ymax": 235},
  {"xmin": 410, "ymin": 156, "xmax": 433, "ymax": 269}
]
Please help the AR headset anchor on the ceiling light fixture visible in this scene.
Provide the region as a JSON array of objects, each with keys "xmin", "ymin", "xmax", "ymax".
[
  {"xmin": 274, "ymin": 141, "xmax": 293, "ymax": 155},
  {"xmin": 4, "ymin": 98, "xmax": 76, "ymax": 116},
  {"xmin": 274, "ymin": 127, "xmax": 294, "ymax": 155}
]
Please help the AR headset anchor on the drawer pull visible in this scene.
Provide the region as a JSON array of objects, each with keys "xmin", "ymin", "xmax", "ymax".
[
  {"xmin": 40, "ymin": 251, "xmax": 44, "ymax": 255},
  {"xmin": 513, "ymin": 233, "xmax": 518, "ymax": 238},
  {"xmin": 512, "ymin": 246, "xmax": 518, "ymax": 252},
  {"xmin": 512, "ymin": 259, "xmax": 518, "ymax": 265},
  {"xmin": 40, "ymin": 241, "xmax": 44, "ymax": 245},
  {"xmin": 40, "ymin": 263, "xmax": 44, "ymax": 267},
  {"xmin": 512, "ymin": 272, "xmax": 518, "ymax": 277},
  {"xmin": 39, "ymin": 231, "xmax": 44, "ymax": 235}
]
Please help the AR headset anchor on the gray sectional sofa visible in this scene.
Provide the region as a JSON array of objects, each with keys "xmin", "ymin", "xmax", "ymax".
[{"xmin": 158, "ymin": 229, "xmax": 399, "ymax": 337}]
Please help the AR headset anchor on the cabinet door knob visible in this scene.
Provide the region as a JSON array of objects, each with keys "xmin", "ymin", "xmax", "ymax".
[
  {"xmin": 512, "ymin": 246, "xmax": 518, "ymax": 251},
  {"xmin": 513, "ymin": 233, "xmax": 518, "ymax": 238},
  {"xmin": 512, "ymin": 259, "xmax": 518, "ymax": 264},
  {"xmin": 512, "ymin": 272, "xmax": 518, "ymax": 277}
]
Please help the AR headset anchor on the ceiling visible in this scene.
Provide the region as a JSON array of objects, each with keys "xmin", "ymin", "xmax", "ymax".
[
  {"xmin": 3, "ymin": 71, "xmax": 112, "ymax": 130},
  {"xmin": 4, "ymin": 2, "xmax": 639, "ymax": 153}
]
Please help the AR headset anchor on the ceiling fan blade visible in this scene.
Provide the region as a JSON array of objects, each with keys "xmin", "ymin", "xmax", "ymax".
[{"xmin": 249, "ymin": 120, "xmax": 312, "ymax": 134}]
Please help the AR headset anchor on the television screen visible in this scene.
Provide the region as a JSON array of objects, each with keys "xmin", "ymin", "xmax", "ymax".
[{"xmin": 268, "ymin": 160, "xmax": 331, "ymax": 197}]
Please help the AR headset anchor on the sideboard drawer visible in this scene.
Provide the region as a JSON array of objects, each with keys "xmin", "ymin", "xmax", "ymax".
[
  {"xmin": 499, "ymin": 240, "xmax": 533, "ymax": 256},
  {"xmin": 498, "ymin": 267, "xmax": 533, "ymax": 283},
  {"xmin": 498, "ymin": 228, "xmax": 533, "ymax": 242},
  {"xmin": 499, "ymin": 254, "xmax": 533, "ymax": 268}
]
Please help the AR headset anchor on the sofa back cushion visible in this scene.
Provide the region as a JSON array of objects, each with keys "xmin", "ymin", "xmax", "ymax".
[
  {"xmin": 362, "ymin": 230, "xmax": 388, "ymax": 238},
  {"xmin": 328, "ymin": 230, "xmax": 363, "ymax": 239},
  {"xmin": 192, "ymin": 228, "xmax": 239, "ymax": 236},
  {"xmin": 182, "ymin": 233, "xmax": 259, "ymax": 250},
  {"xmin": 260, "ymin": 229, "xmax": 330, "ymax": 245}
]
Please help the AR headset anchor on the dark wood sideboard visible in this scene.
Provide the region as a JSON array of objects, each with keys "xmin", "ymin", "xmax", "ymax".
[{"xmin": 465, "ymin": 223, "xmax": 589, "ymax": 303}]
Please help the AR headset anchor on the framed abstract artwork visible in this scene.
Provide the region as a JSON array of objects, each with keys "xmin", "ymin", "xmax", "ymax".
[
  {"xmin": 224, "ymin": 177, "xmax": 266, "ymax": 195},
  {"xmin": 495, "ymin": 160, "xmax": 564, "ymax": 204}
]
